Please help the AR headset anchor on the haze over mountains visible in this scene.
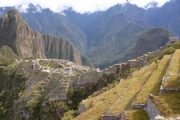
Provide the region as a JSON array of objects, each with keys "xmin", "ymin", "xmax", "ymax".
[
  {"xmin": 0, "ymin": 0, "xmax": 178, "ymax": 67},
  {"xmin": 1, "ymin": 0, "xmax": 180, "ymax": 120},
  {"xmin": 0, "ymin": 10, "xmax": 83, "ymax": 64}
]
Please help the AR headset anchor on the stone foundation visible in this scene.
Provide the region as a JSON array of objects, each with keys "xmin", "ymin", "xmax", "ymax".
[{"xmin": 102, "ymin": 113, "xmax": 124, "ymax": 120}]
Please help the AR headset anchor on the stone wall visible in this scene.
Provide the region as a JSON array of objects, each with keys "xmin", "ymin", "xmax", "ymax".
[
  {"xmin": 102, "ymin": 113, "xmax": 123, "ymax": 120},
  {"xmin": 102, "ymin": 115, "xmax": 120, "ymax": 120},
  {"xmin": 72, "ymin": 69, "xmax": 103, "ymax": 88},
  {"xmin": 131, "ymin": 103, "xmax": 146, "ymax": 109},
  {"xmin": 146, "ymin": 95, "xmax": 163, "ymax": 120},
  {"xmin": 127, "ymin": 50, "xmax": 159, "ymax": 69},
  {"xmin": 73, "ymin": 48, "xmax": 161, "ymax": 89}
]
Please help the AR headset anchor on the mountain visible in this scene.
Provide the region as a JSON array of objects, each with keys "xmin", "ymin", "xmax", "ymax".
[
  {"xmin": 0, "ymin": 9, "xmax": 82, "ymax": 64},
  {"xmin": 134, "ymin": 28, "xmax": 172, "ymax": 56},
  {"xmin": 148, "ymin": 0, "xmax": 180, "ymax": 37},
  {"xmin": 87, "ymin": 23, "xmax": 147, "ymax": 67},
  {"xmin": 0, "ymin": 2, "xmax": 178, "ymax": 67},
  {"xmin": 65, "ymin": 4, "xmax": 151, "ymax": 67},
  {"xmin": 64, "ymin": 4, "xmax": 172, "ymax": 67},
  {"xmin": 22, "ymin": 4, "xmax": 87, "ymax": 52},
  {"xmin": 108, "ymin": 28, "xmax": 172, "ymax": 66},
  {"xmin": 0, "ymin": 3, "xmax": 180, "ymax": 120},
  {"xmin": 0, "ymin": 4, "xmax": 87, "ymax": 53}
]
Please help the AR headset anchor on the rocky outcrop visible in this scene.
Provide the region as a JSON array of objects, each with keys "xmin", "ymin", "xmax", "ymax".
[
  {"xmin": 43, "ymin": 35, "xmax": 81, "ymax": 64},
  {"xmin": 0, "ymin": 10, "xmax": 81, "ymax": 64}
]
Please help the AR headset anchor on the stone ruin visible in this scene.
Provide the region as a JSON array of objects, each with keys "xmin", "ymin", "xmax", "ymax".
[
  {"xmin": 167, "ymin": 37, "xmax": 179, "ymax": 45},
  {"xmin": 127, "ymin": 50, "xmax": 159, "ymax": 69}
]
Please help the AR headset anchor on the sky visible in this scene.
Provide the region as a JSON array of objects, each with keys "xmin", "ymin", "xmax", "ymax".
[{"xmin": 0, "ymin": 0, "xmax": 170, "ymax": 13}]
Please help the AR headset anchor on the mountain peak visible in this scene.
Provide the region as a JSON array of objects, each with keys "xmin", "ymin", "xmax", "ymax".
[
  {"xmin": 0, "ymin": 10, "xmax": 82, "ymax": 64},
  {"xmin": 15, "ymin": 4, "xmax": 42, "ymax": 13},
  {"xmin": 3, "ymin": 9, "xmax": 23, "ymax": 22}
]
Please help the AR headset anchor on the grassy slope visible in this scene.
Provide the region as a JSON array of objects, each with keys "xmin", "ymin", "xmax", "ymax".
[
  {"xmin": 74, "ymin": 45, "xmax": 180, "ymax": 119},
  {"xmin": 125, "ymin": 110, "xmax": 149, "ymax": 120},
  {"xmin": 134, "ymin": 55, "xmax": 170, "ymax": 104},
  {"xmin": 74, "ymin": 62, "xmax": 157, "ymax": 120}
]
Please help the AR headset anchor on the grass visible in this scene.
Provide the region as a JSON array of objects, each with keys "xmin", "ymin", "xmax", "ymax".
[
  {"xmin": 151, "ymin": 93, "xmax": 180, "ymax": 117},
  {"xmin": 74, "ymin": 62, "xmax": 157, "ymax": 120},
  {"xmin": 39, "ymin": 60, "xmax": 49, "ymax": 67},
  {"xmin": 134, "ymin": 55, "xmax": 170, "ymax": 104},
  {"xmin": 39, "ymin": 60, "xmax": 64, "ymax": 68},
  {"xmin": 125, "ymin": 110, "xmax": 149, "ymax": 120},
  {"xmin": 0, "ymin": 45, "xmax": 17, "ymax": 66},
  {"xmin": 163, "ymin": 49, "xmax": 180, "ymax": 88}
]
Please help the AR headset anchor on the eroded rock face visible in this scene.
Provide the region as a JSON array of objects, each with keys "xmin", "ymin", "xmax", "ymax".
[{"xmin": 0, "ymin": 10, "xmax": 81, "ymax": 64}]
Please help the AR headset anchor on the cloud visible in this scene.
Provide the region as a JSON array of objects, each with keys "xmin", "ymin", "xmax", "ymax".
[{"xmin": 0, "ymin": 0, "xmax": 170, "ymax": 13}]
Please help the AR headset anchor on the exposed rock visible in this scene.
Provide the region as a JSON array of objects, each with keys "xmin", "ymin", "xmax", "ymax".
[{"xmin": 0, "ymin": 9, "xmax": 81, "ymax": 64}]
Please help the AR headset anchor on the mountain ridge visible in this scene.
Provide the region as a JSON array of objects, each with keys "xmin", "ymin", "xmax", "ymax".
[
  {"xmin": 0, "ymin": 1, "xmax": 178, "ymax": 67},
  {"xmin": 0, "ymin": 9, "xmax": 82, "ymax": 64}
]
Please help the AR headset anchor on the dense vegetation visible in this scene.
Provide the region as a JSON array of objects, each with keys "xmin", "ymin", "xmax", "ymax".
[{"xmin": 0, "ymin": 66, "xmax": 26, "ymax": 119}]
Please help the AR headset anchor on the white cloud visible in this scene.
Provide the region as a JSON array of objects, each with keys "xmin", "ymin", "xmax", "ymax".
[{"xmin": 0, "ymin": 0, "xmax": 170, "ymax": 13}]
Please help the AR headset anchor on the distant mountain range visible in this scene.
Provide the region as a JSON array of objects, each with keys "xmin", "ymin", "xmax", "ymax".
[{"xmin": 0, "ymin": 0, "xmax": 179, "ymax": 67}]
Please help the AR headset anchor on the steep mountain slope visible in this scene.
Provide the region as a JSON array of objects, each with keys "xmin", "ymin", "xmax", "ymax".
[
  {"xmin": 148, "ymin": 0, "xmax": 180, "ymax": 37},
  {"xmin": 0, "ymin": 9, "xmax": 81, "ymax": 64},
  {"xmin": 0, "ymin": 45, "xmax": 17, "ymax": 65},
  {"xmin": 87, "ymin": 23, "xmax": 147, "ymax": 67},
  {"xmin": 22, "ymin": 4, "xmax": 87, "ymax": 52},
  {"xmin": 0, "ymin": 4, "xmax": 87, "ymax": 52},
  {"xmin": 134, "ymin": 28, "xmax": 172, "ymax": 56},
  {"xmin": 65, "ymin": 4, "xmax": 172, "ymax": 67},
  {"xmin": 86, "ymin": 4, "xmax": 149, "ymax": 47},
  {"xmin": 105, "ymin": 28, "xmax": 172, "ymax": 67}
]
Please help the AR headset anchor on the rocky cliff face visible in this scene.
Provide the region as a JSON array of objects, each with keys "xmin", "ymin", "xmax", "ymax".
[{"xmin": 0, "ymin": 10, "xmax": 81, "ymax": 64}]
